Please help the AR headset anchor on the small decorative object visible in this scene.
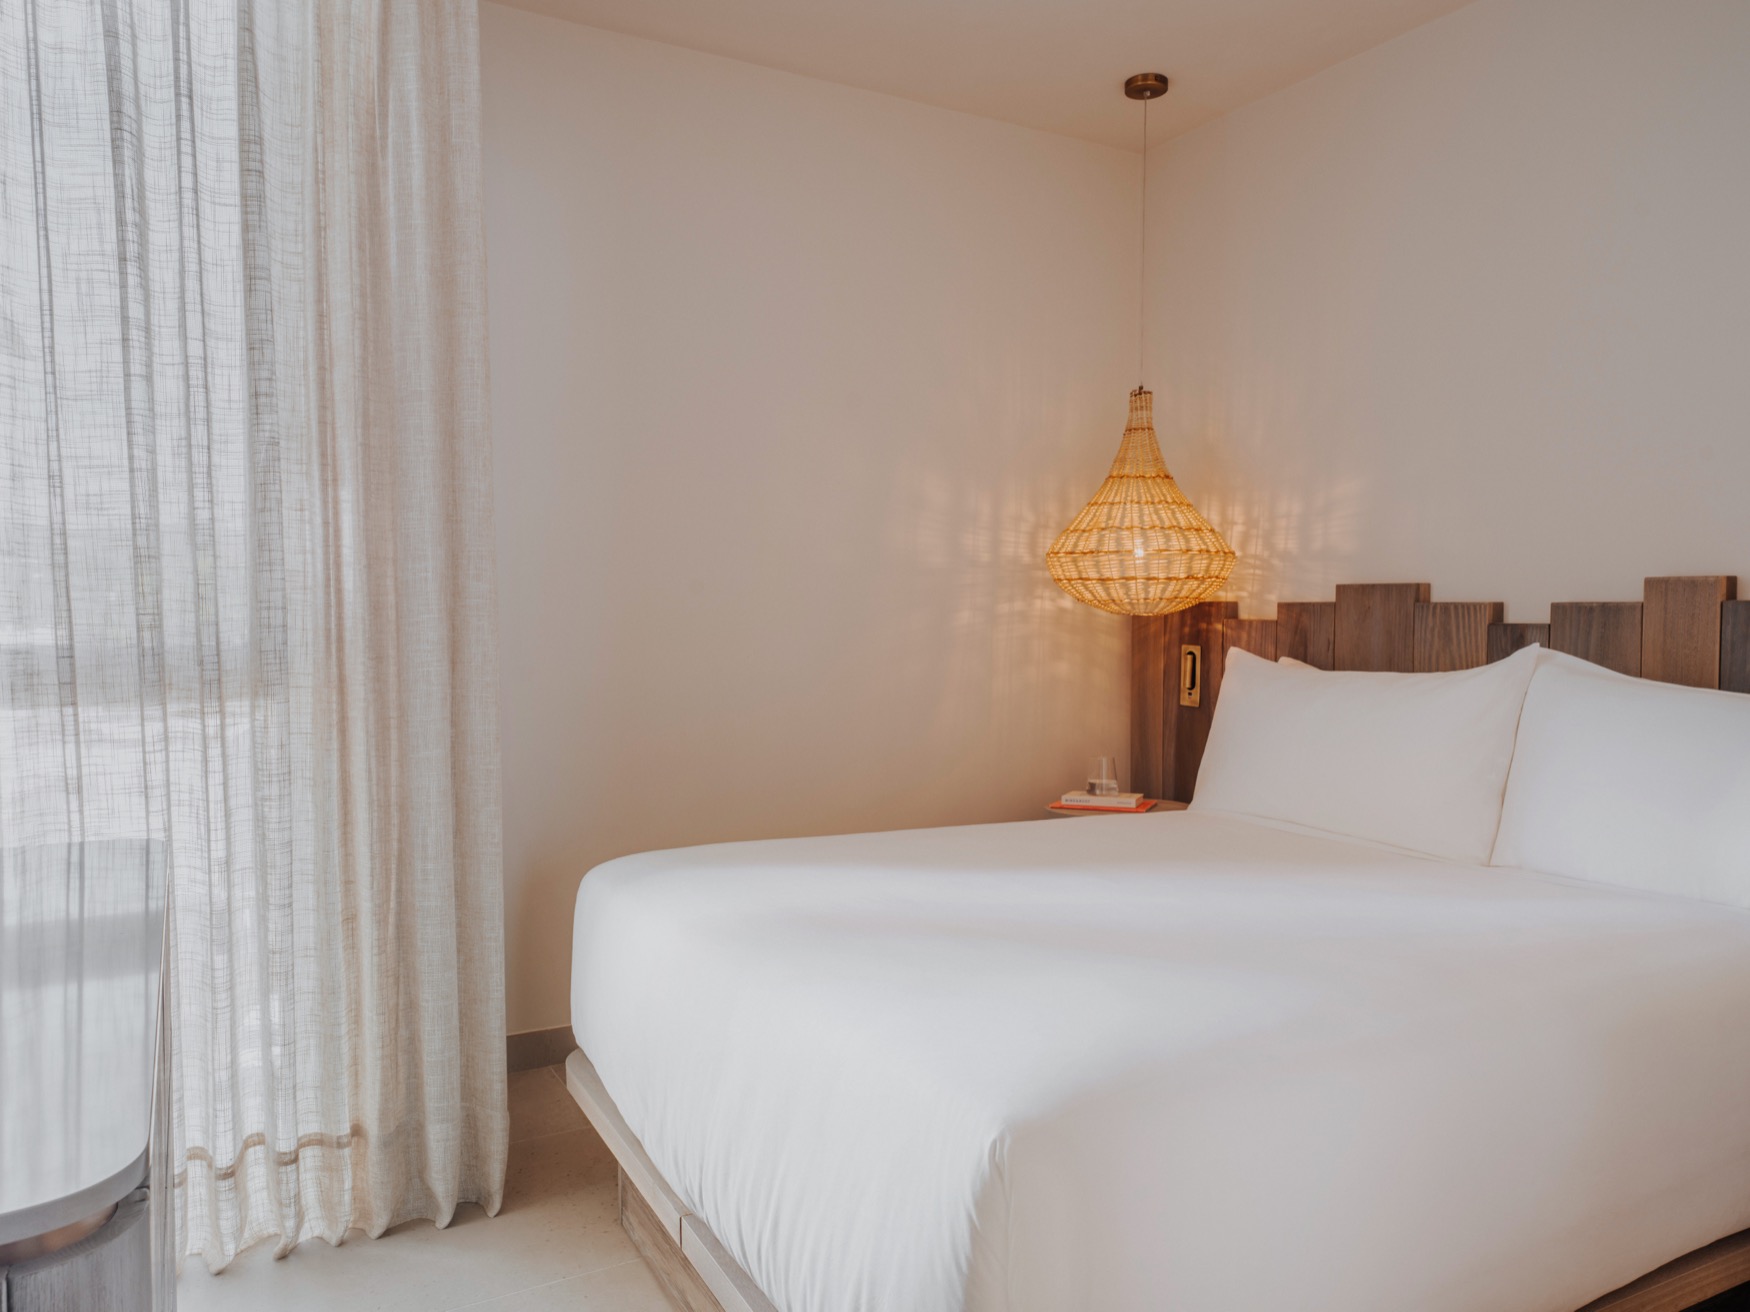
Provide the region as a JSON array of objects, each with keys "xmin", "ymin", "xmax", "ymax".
[
  {"xmin": 1088, "ymin": 756, "xmax": 1120, "ymax": 796},
  {"xmin": 1046, "ymin": 73, "xmax": 1235, "ymax": 617}
]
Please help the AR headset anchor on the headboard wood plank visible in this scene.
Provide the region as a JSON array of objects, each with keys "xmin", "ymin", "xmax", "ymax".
[
  {"xmin": 1222, "ymin": 618, "xmax": 1278, "ymax": 663},
  {"xmin": 1277, "ymin": 602, "xmax": 1335, "ymax": 669},
  {"xmin": 1643, "ymin": 576, "xmax": 1736, "ymax": 688},
  {"xmin": 1134, "ymin": 576, "xmax": 1750, "ymax": 807},
  {"xmin": 1721, "ymin": 601, "xmax": 1750, "ymax": 696},
  {"xmin": 1488, "ymin": 622, "xmax": 1550, "ymax": 663},
  {"xmin": 1335, "ymin": 583, "xmax": 1430, "ymax": 672},
  {"xmin": 1550, "ymin": 602, "xmax": 1643, "ymax": 677},
  {"xmin": 1414, "ymin": 602, "xmax": 1503, "ymax": 672},
  {"xmin": 1169, "ymin": 602, "xmax": 1238, "ymax": 803},
  {"xmin": 1130, "ymin": 616, "xmax": 1169, "ymax": 800}
]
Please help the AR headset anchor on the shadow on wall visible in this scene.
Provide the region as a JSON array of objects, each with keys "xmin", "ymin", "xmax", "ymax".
[
  {"xmin": 888, "ymin": 469, "xmax": 1127, "ymax": 708},
  {"xmin": 504, "ymin": 392, "xmax": 1133, "ymax": 1032},
  {"xmin": 1155, "ymin": 368, "xmax": 1370, "ymax": 616},
  {"xmin": 868, "ymin": 391, "xmax": 1132, "ymax": 811},
  {"xmin": 1199, "ymin": 476, "xmax": 1369, "ymax": 615}
]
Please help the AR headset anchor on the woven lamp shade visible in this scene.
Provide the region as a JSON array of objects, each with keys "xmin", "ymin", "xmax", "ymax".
[{"xmin": 1046, "ymin": 388, "xmax": 1236, "ymax": 616}]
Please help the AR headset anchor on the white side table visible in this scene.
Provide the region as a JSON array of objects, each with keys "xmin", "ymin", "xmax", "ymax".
[{"xmin": 0, "ymin": 841, "xmax": 166, "ymax": 1312}]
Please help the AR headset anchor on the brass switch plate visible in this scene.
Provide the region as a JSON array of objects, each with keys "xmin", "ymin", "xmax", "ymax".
[{"xmin": 1179, "ymin": 643, "xmax": 1202, "ymax": 708}]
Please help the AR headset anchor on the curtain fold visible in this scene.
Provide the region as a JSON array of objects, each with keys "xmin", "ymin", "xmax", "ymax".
[{"xmin": 0, "ymin": 0, "xmax": 506, "ymax": 1271}]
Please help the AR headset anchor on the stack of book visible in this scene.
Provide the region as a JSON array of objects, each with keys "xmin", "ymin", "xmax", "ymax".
[{"xmin": 1052, "ymin": 791, "xmax": 1154, "ymax": 813}]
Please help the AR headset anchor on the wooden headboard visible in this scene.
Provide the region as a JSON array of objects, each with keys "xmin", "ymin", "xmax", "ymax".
[{"xmin": 1132, "ymin": 576, "xmax": 1750, "ymax": 804}]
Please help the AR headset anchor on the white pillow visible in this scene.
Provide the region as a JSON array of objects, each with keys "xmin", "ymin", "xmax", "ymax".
[
  {"xmin": 1492, "ymin": 653, "xmax": 1750, "ymax": 907},
  {"xmin": 1190, "ymin": 646, "xmax": 1540, "ymax": 863}
]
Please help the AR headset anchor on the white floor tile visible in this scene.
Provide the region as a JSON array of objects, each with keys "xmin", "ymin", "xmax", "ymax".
[{"xmin": 450, "ymin": 1259, "xmax": 674, "ymax": 1311}]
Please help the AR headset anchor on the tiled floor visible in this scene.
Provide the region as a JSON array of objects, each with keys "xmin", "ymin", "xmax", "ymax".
[{"xmin": 177, "ymin": 1066, "xmax": 670, "ymax": 1312}]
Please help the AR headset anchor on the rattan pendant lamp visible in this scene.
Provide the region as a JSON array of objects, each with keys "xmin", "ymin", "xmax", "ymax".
[{"xmin": 1046, "ymin": 73, "xmax": 1235, "ymax": 616}]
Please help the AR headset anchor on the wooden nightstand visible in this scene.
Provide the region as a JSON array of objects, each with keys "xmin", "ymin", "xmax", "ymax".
[{"xmin": 1043, "ymin": 799, "xmax": 1189, "ymax": 817}]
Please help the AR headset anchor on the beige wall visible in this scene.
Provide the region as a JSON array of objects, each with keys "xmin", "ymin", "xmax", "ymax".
[
  {"xmin": 480, "ymin": 0, "xmax": 1750, "ymax": 1032},
  {"xmin": 1147, "ymin": 0, "xmax": 1750, "ymax": 621},
  {"xmin": 481, "ymin": 5, "xmax": 1139, "ymax": 1033}
]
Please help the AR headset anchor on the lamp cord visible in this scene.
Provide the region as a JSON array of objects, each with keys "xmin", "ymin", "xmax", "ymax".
[{"xmin": 1138, "ymin": 96, "xmax": 1147, "ymax": 391}]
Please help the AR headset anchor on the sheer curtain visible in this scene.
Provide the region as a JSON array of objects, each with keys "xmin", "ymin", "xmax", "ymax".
[{"xmin": 0, "ymin": 0, "xmax": 507, "ymax": 1270}]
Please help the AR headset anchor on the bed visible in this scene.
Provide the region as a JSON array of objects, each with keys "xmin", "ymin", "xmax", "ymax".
[
  {"xmin": 571, "ymin": 811, "xmax": 1750, "ymax": 1312},
  {"xmin": 566, "ymin": 576, "xmax": 1750, "ymax": 1312}
]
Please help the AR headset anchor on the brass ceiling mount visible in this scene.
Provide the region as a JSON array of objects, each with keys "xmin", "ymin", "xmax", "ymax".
[{"xmin": 1124, "ymin": 72, "xmax": 1169, "ymax": 100}]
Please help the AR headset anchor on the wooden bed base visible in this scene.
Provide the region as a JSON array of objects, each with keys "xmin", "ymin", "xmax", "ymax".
[
  {"xmin": 565, "ymin": 1050, "xmax": 777, "ymax": 1312},
  {"xmin": 1576, "ymin": 1234, "xmax": 1750, "ymax": 1312},
  {"xmin": 566, "ymin": 1049, "xmax": 1750, "ymax": 1312}
]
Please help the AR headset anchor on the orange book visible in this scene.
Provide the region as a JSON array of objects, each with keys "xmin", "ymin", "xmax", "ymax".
[{"xmin": 1048, "ymin": 799, "xmax": 1159, "ymax": 814}]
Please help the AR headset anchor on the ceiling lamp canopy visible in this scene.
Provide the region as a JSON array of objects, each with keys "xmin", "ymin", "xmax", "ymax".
[
  {"xmin": 1046, "ymin": 387, "xmax": 1235, "ymax": 615},
  {"xmin": 1046, "ymin": 72, "xmax": 1235, "ymax": 617}
]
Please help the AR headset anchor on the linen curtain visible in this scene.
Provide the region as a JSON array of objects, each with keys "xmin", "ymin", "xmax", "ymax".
[{"xmin": 0, "ymin": 0, "xmax": 506, "ymax": 1271}]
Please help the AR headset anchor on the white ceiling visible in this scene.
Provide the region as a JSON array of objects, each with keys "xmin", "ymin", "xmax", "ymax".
[{"xmin": 494, "ymin": 0, "xmax": 1476, "ymax": 149}]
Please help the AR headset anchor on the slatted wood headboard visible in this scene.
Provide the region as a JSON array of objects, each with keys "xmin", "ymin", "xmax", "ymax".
[{"xmin": 1132, "ymin": 575, "xmax": 1748, "ymax": 804}]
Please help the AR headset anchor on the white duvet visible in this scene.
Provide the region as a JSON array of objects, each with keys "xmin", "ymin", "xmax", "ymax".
[{"xmin": 570, "ymin": 811, "xmax": 1750, "ymax": 1312}]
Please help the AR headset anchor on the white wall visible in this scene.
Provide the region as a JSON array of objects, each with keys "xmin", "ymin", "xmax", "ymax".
[
  {"xmin": 1147, "ymin": 0, "xmax": 1750, "ymax": 620},
  {"xmin": 481, "ymin": 5, "xmax": 1139, "ymax": 1033}
]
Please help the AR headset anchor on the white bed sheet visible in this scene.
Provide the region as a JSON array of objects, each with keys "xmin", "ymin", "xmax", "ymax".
[{"xmin": 570, "ymin": 811, "xmax": 1750, "ymax": 1312}]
